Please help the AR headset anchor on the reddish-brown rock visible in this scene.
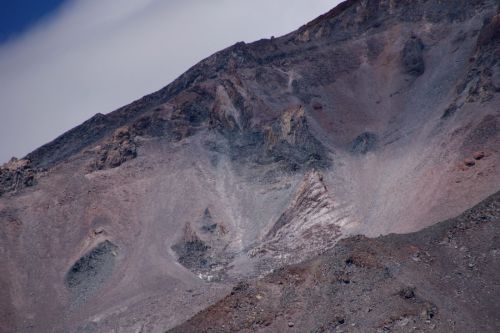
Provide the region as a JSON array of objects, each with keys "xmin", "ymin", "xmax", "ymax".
[{"xmin": 473, "ymin": 151, "xmax": 486, "ymax": 160}]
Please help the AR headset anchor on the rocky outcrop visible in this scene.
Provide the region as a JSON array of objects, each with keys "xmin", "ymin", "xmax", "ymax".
[
  {"xmin": 262, "ymin": 106, "xmax": 329, "ymax": 171},
  {"xmin": 210, "ymin": 83, "xmax": 246, "ymax": 133},
  {"xmin": 87, "ymin": 126, "xmax": 137, "ymax": 172},
  {"xmin": 172, "ymin": 210, "xmax": 231, "ymax": 281},
  {"xmin": 476, "ymin": 13, "xmax": 500, "ymax": 48},
  {"xmin": 0, "ymin": 158, "xmax": 36, "ymax": 196},
  {"xmin": 264, "ymin": 106, "xmax": 309, "ymax": 149},
  {"xmin": 207, "ymin": 102, "xmax": 330, "ymax": 175},
  {"xmin": 172, "ymin": 223, "xmax": 211, "ymax": 272},
  {"xmin": 454, "ymin": 12, "xmax": 500, "ymax": 104},
  {"xmin": 265, "ymin": 171, "xmax": 336, "ymax": 239},
  {"xmin": 401, "ymin": 36, "xmax": 425, "ymax": 76},
  {"xmin": 252, "ymin": 171, "xmax": 350, "ymax": 263}
]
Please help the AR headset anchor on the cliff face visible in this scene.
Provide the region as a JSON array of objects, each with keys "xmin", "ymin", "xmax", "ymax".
[{"xmin": 1, "ymin": 0, "xmax": 499, "ymax": 332}]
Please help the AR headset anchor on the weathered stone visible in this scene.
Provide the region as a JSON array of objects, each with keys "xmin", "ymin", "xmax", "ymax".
[
  {"xmin": 473, "ymin": 151, "xmax": 486, "ymax": 160},
  {"xmin": 402, "ymin": 36, "xmax": 425, "ymax": 76}
]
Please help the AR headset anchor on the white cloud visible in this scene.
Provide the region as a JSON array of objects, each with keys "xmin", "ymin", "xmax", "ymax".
[{"xmin": 0, "ymin": 0, "xmax": 340, "ymax": 163}]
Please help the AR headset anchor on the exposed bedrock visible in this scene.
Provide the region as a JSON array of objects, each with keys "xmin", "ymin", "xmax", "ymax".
[
  {"xmin": 172, "ymin": 211, "xmax": 232, "ymax": 282},
  {"xmin": 87, "ymin": 127, "xmax": 138, "ymax": 172},
  {"xmin": 251, "ymin": 170, "xmax": 348, "ymax": 265}
]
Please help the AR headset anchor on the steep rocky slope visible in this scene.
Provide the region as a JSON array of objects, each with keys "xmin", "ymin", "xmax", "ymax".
[
  {"xmin": 169, "ymin": 191, "xmax": 500, "ymax": 333},
  {"xmin": 1, "ymin": 0, "xmax": 499, "ymax": 332}
]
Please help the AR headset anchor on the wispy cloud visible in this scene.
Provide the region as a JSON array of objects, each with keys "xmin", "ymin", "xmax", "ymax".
[{"xmin": 0, "ymin": 0, "xmax": 339, "ymax": 163}]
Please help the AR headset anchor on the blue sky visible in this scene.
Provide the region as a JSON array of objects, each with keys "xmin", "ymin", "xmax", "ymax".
[
  {"xmin": 0, "ymin": 0, "xmax": 341, "ymax": 163},
  {"xmin": 0, "ymin": 0, "xmax": 68, "ymax": 43}
]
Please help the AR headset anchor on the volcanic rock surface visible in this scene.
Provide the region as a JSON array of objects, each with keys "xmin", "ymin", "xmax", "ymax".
[
  {"xmin": 169, "ymin": 192, "xmax": 500, "ymax": 333},
  {"xmin": 1, "ymin": 0, "xmax": 499, "ymax": 332}
]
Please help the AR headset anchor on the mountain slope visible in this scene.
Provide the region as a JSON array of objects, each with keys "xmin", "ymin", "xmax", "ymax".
[
  {"xmin": 169, "ymin": 191, "xmax": 500, "ymax": 333},
  {"xmin": 1, "ymin": 0, "xmax": 499, "ymax": 332}
]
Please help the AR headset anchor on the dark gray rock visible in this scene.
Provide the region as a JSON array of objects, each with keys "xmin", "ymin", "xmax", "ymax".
[
  {"xmin": 350, "ymin": 132, "xmax": 378, "ymax": 155},
  {"xmin": 0, "ymin": 158, "xmax": 37, "ymax": 196},
  {"xmin": 441, "ymin": 103, "xmax": 458, "ymax": 119},
  {"xmin": 88, "ymin": 127, "xmax": 138, "ymax": 172},
  {"xmin": 402, "ymin": 36, "xmax": 425, "ymax": 76},
  {"xmin": 65, "ymin": 241, "xmax": 118, "ymax": 299}
]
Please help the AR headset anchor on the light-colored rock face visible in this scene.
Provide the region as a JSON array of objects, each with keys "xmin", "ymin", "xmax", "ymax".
[
  {"xmin": 1, "ymin": 0, "xmax": 499, "ymax": 332},
  {"xmin": 251, "ymin": 170, "xmax": 352, "ymax": 264}
]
